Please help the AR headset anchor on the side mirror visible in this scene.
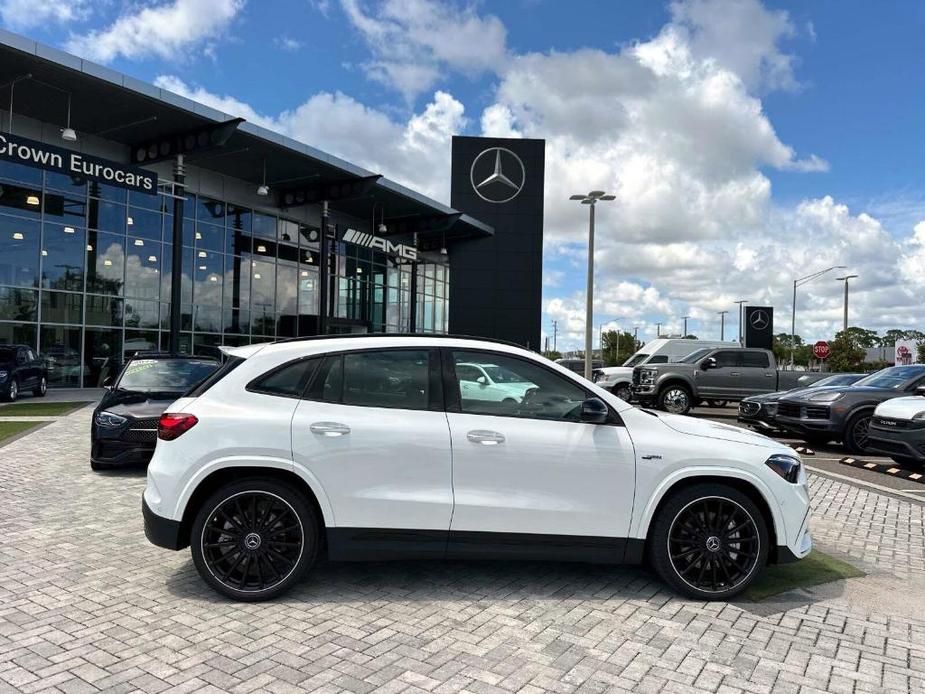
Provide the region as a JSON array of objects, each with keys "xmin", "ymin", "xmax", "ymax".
[
  {"xmin": 476, "ymin": 375, "xmax": 488, "ymax": 386},
  {"xmin": 580, "ymin": 397, "xmax": 609, "ymax": 424},
  {"xmin": 915, "ymin": 385, "xmax": 925, "ymax": 396},
  {"xmin": 102, "ymin": 375, "xmax": 115, "ymax": 388},
  {"xmin": 701, "ymin": 357, "xmax": 717, "ymax": 371}
]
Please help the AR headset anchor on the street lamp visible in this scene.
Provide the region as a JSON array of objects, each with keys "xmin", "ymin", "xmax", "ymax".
[
  {"xmin": 656, "ymin": 321, "xmax": 662, "ymax": 337},
  {"xmin": 717, "ymin": 310, "xmax": 728, "ymax": 340},
  {"xmin": 681, "ymin": 315, "xmax": 691, "ymax": 337},
  {"xmin": 734, "ymin": 300, "xmax": 749, "ymax": 344},
  {"xmin": 835, "ymin": 274, "xmax": 858, "ymax": 332},
  {"xmin": 569, "ymin": 190, "xmax": 615, "ymax": 379},
  {"xmin": 790, "ymin": 265, "xmax": 846, "ymax": 368}
]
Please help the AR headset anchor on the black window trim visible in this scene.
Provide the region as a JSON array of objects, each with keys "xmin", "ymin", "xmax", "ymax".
[
  {"xmin": 245, "ymin": 355, "xmax": 322, "ymax": 400},
  {"xmin": 301, "ymin": 346, "xmax": 444, "ymax": 413},
  {"xmin": 441, "ymin": 347, "xmax": 623, "ymax": 426}
]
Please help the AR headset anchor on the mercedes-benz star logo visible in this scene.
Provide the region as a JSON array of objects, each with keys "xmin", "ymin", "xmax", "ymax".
[
  {"xmin": 749, "ymin": 310, "xmax": 770, "ymax": 331},
  {"xmin": 705, "ymin": 536, "xmax": 721, "ymax": 552},
  {"xmin": 244, "ymin": 532, "xmax": 262, "ymax": 551},
  {"xmin": 470, "ymin": 147, "xmax": 525, "ymax": 204}
]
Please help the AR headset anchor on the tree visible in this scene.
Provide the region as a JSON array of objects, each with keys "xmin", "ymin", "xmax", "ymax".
[
  {"xmin": 601, "ymin": 330, "xmax": 638, "ymax": 366},
  {"xmin": 544, "ymin": 350, "xmax": 562, "ymax": 361},
  {"xmin": 840, "ymin": 327, "xmax": 879, "ymax": 348},
  {"xmin": 772, "ymin": 333, "xmax": 811, "ymax": 367},
  {"xmin": 919, "ymin": 342, "xmax": 925, "ymax": 364},
  {"xmin": 827, "ymin": 328, "xmax": 868, "ymax": 372}
]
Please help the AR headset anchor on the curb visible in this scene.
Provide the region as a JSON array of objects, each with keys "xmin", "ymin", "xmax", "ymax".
[{"xmin": 840, "ymin": 456, "xmax": 925, "ymax": 484}]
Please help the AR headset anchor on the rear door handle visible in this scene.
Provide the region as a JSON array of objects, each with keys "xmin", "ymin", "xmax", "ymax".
[
  {"xmin": 730, "ymin": 372, "xmax": 740, "ymax": 376},
  {"xmin": 466, "ymin": 430, "xmax": 505, "ymax": 445},
  {"xmin": 310, "ymin": 421, "xmax": 351, "ymax": 437}
]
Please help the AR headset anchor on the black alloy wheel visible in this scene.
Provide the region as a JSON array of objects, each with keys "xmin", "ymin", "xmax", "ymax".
[
  {"xmin": 844, "ymin": 412, "xmax": 873, "ymax": 454},
  {"xmin": 650, "ymin": 484, "xmax": 768, "ymax": 600},
  {"xmin": 3, "ymin": 378, "xmax": 18, "ymax": 402},
  {"xmin": 191, "ymin": 479, "xmax": 318, "ymax": 601}
]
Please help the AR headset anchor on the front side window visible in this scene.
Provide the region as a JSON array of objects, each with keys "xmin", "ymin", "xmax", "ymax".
[
  {"xmin": 452, "ymin": 351, "xmax": 587, "ymax": 421},
  {"xmin": 713, "ymin": 351, "xmax": 740, "ymax": 368}
]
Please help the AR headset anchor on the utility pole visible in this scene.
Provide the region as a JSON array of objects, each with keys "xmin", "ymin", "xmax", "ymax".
[
  {"xmin": 835, "ymin": 275, "xmax": 858, "ymax": 332},
  {"xmin": 656, "ymin": 322, "xmax": 662, "ymax": 337},
  {"xmin": 552, "ymin": 320, "xmax": 558, "ymax": 352},
  {"xmin": 682, "ymin": 315, "xmax": 691, "ymax": 337},
  {"xmin": 717, "ymin": 310, "xmax": 728, "ymax": 341},
  {"xmin": 734, "ymin": 300, "xmax": 748, "ymax": 345},
  {"xmin": 633, "ymin": 326, "xmax": 639, "ymax": 350}
]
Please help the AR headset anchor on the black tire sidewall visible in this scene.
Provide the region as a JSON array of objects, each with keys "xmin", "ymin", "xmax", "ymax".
[
  {"xmin": 649, "ymin": 483, "xmax": 769, "ymax": 600},
  {"xmin": 190, "ymin": 478, "xmax": 320, "ymax": 602},
  {"xmin": 34, "ymin": 376, "xmax": 47, "ymax": 397},
  {"xmin": 614, "ymin": 384, "xmax": 632, "ymax": 402},
  {"xmin": 844, "ymin": 412, "xmax": 873, "ymax": 454}
]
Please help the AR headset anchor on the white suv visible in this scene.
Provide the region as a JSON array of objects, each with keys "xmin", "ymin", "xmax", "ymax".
[{"xmin": 143, "ymin": 336, "xmax": 812, "ymax": 602}]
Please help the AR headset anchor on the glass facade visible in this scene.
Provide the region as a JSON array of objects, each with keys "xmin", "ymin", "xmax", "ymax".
[{"xmin": 0, "ymin": 158, "xmax": 450, "ymax": 387}]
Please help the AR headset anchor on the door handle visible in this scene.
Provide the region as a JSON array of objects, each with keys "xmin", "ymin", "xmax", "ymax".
[
  {"xmin": 730, "ymin": 372, "xmax": 740, "ymax": 376},
  {"xmin": 310, "ymin": 421, "xmax": 351, "ymax": 437},
  {"xmin": 466, "ymin": 430, "xmax": 505, "ymax": 445}
]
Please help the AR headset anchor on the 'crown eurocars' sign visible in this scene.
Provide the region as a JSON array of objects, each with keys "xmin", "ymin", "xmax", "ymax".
[{"xmin": 0, "ymin": 133, "xmax": 157, "ymax": 194}]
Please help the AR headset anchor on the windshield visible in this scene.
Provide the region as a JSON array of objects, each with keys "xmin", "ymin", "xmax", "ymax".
[
  {"xmin": 482, "ymin": 365, "xmax": 529, "ymax": 383},
  {"xmin": 117, "ymin": 358, "xmax": 219, "ymax": 393},
  {"xmin": 678, "ymin": 348, "xmax": 713, "ymax": 364},
  {"xmin": 854, "ymin": 366, "xmax": 925, "ymax": 390},
  {"xmin": 622, "ymin": 354, "xmax": 648, "ymax": 367},
  {"xmin": 813, "ymin": 374, "xmax": 861, "ymax": 388}
]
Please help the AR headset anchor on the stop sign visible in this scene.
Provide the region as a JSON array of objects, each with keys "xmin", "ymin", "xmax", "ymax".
[{"xmin": 813, "ymin": 341, "xmax": 830, "ymax": 359}]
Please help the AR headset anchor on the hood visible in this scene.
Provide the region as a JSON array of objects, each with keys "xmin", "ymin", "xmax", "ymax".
[
  {"xmin": 783, "ymin": 385, "xmax": 894, "ymax": 403},
  {"xmin": 599, "ymin": 367, "xmax": 633, "ymax": 380},
  {"xmin": 874, "ymin": 396, "xmax": 925, "ymax": 420},
  {"xmin": 657, "ymin": 411, "xmax": 783, "ymax": 449},
  {"xmin": 97, "ymin": 388, "xmax": 183, "ymax": 418}
]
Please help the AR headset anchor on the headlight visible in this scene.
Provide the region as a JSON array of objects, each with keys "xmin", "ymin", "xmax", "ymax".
[
  {"xmin": 638, "ymin": 369, "xmax": 656, "ymax": 385},
  {"xmin": 0, "ymin": 370, "xmax": 7, "ymax": 381},
  {"xmin": 766, "ymin": 403, "xmax": 778, "ymax": 415},
  {"xmin": 765, "ymin": 453, "xmax": 802, "ymax": 483},
  {"xmin": 808, "ymin": 391, "xmax": 843, "ymax": 402},
  {"xmin": 95, "ymin": 411, "xmax": 128, "ymax": 428},
  {"xmin": 913, "ymin": 411, "xmax": 925, "ymax": 421}
]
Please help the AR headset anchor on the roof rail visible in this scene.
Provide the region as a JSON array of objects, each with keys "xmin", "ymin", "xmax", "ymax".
[{"xmin": 272, "ymin": 333, "xmax": 527, "ymax": 350}]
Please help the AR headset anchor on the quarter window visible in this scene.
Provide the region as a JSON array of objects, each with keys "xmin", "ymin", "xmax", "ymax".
[
  {"xmin": 249, "ymin": 357, "xmax": 320, "ymax": 398},
  {"xmin": 451, "ymin": 351, "xmax": 587, "ymax": 421}
]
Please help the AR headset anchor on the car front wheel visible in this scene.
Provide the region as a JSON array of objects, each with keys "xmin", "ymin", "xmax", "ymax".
[
  {"xmin": 843, "ymin": 412, "xmax": 873, "ymax": 454},
  {"xmin": 650, "ymin": 483, "xmax": 768, "ymax": 600},
  {"xmin": 1, "ymin": 378, "xmax": 18, "ymax": 402},
  {"xmin": 613, "ymin": 384, "xmax": 632, "ymax": 402},
  {"xmin": 190, "ymin": 478, "xmax": 320, "ymax": 601},
  {"xmin": 658, "ymin": 385, "xmax": 692, "ymax": 415}
]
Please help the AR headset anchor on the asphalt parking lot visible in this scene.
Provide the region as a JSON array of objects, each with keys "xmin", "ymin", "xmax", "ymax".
[{"xmin": 1, "ymin": 404, "xmax": 925, "ymax": 693}]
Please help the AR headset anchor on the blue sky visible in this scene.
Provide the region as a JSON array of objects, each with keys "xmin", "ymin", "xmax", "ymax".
[{"xmin": 5, "ymin": 0, "xmax": 925, "ymax": 349}]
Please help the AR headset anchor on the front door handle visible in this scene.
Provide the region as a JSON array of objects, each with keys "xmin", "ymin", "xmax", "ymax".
[
  {"xmin": 467, "ymin": 430, "xmax": 505, "ymax": 445},
  {"xmin": 310, "ymin": 421, "xmax": 351, "ymax": 437},
  {"xmin": 730, "ymin": 372, "xmax": 740, "ymax": 376}
]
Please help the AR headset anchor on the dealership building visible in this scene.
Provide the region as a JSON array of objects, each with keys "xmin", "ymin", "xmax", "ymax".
[{"xmin": 0, "ymin": 30, "xmax": 545, "ymax": 388}]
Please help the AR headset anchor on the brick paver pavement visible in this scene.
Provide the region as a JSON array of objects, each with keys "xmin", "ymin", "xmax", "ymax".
[{"xmin": 1, "ymin": 407, "xmax": 924, "ymax": 693}]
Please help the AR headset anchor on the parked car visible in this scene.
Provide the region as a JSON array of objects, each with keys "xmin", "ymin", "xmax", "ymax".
[
  {"xmin": 738, "ymin": 373, "xmax": 865, "ymax": 433},
  {"xmin": 631, "ymin": 347, "xmax": 829, "ymax": 415},
  {"xmin": 91, "ymin": 353, "xmax": 219, "ymax": 470},
  {"xmin": 596, "ymin": 338, "xmax": 732, "ymax": 402},
  {"xmin": 865, "ymin": 396, "xmax": 925, "ymax": 465},
  {"xmin": 455, "ymin": 361, "xmax": 535, "ymax": 404},
  {"xmin": 143, "ymin": 335, "xmax": 811, "ymax": 602},
  {"xmin": 555, "ymin": 358, "xmax": 603, "ymax": 377},
  {"xmin": 775, "ymin": 365, "xmax": 925, "ymax": 453},
  {"xmin": 0, "ymin": 344, "xmax": 48, "ymax": 401}
]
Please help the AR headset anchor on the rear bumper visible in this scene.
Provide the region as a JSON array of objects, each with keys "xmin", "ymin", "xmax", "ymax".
[{"xmin": 142, "ymin": 496, "xmax": 186, "ymax": 550}]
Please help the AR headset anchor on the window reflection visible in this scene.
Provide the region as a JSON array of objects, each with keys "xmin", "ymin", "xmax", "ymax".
[
  {"xmin": 86, "ymin": 231, "xmax": 124, "ymax": 295},
  {"xmin": 41, "ymin": 224, "xmax": 85, "ymax": 291}
]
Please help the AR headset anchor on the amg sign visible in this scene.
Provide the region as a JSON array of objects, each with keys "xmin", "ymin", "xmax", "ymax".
[
  {"xmin": 341, "ymin": 228, "xmax": 417, "ymax": 261},
  {"xmin": 0, "ymin": 133, "xmax": 157, "ymax": 194}
]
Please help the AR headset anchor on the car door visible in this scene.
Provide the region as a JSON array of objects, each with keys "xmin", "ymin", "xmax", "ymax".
[
  {"xmin": 696, "ymin": 350, "xmax": 741, "ymax": 398},
  {"xmin": 740, "ymin": 351, "xmax": 774, "ymax": 396},
  {"xmin": 290, "ymin": 348, "xmax": 453, "ymax": 557},
  {"xmin": 444, "ymin": 348, "xmax": 637, "ymax": 560}
]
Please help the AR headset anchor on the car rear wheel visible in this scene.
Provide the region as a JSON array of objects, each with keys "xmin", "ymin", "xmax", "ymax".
[
  {"xmin": 1, "ymin": 378, "xmax": 18, "ymax": 402},
  {"xmin": 650, "ymin": 483, "xmax": 768, "ymax": 600},
  {"xmin": 613, "ymin": 384, "xmax": 632, "ymax": 402},
  {"xmin": 33, "ymin": 376, "xmax": 47, "ymax": 397},
  {"xmin": 844, "ymin": 412, "xmax": 873, "ymax": 454},
  {"xmin": 706, "ymin": 400, "xmax": 727, "ymax": 408},
  {"xmin": 190, "ymin": 478, "xmax": 320, "ymax": 602},
  {"xmin": 658, "ymin": 385, "xmax": 692, "ymax": 415}
]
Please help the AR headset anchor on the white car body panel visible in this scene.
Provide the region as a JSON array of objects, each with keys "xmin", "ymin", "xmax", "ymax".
[{"xmin": 874, "ymin": 396, "xmax": 925, "ymax": 420}]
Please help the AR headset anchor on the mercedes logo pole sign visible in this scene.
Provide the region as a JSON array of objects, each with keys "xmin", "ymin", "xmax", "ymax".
[
  {"xmin": 813, "ymin": 341, "xmax": 830, "ymax": 360},
  {"xmin": 470, "ymin": 147, "xmax": 526, "ymax": 203},
  {"xmin": 749, "ymin": 310, "xmax": 770, "ymax": 331}
]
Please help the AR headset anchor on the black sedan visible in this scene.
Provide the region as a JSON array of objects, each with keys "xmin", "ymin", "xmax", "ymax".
[
  {"xmin": 738, "ymin": 373, "xmax": 864, "ymax": 433},
  {"xmin": 91, "ymin": 353, "xmax": 219, "ymax": 470},
  {"xmin": 774, "ymin": 365, "xmax": 925, "ymax": 453},
  {"xmin": 0, "ymin": 344, "xmax": 48, "ymax": 402}
]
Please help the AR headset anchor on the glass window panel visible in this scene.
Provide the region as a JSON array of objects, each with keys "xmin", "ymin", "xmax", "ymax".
[
  {"xmin": 128, "ymin": 189, "xmax": 165, "ymax": 211},
  {"xmin": 41, "ymin": 224, "xmax": 85, "ymax": 292},
  {"xmin": 159, "ymin": 304, "xmax": 193, "ymax": 331},
  {"xmin": 87, "ymin": 199, "xmax": 126, "ymax": 233},
  {"xmin": 223, "ymin": 308, "xmax": 250, "ymax": 334},
  {"xmin": 276, "ymin": 314, "xmax": 297, "ymax": 338},
  {"xmin": 253, "ymin": 212, "xmax": 276, "ymax": 239},
  {"xmin": 252, "ymin": 238, "xmax": 276, "ymax": 258},
  {"xmin": 278, "ymin": 239, "xmax": 299, "ymax": 263},
  {"xmin": 45, "ymin": 171, "xmax": 88, "ymax": 194},
  {"xmin": 193, "ymin": 333, "xmax": 223, "ymax": 359},
  {"xmin": 124, "ymin": 299, "xmax": 159, "ymax": 329},
  {"xmin": 124, "ymin": 330, "xmax": 159, "ymax": 357},
  {"xmin": 250, "ymin": 259, "xmax": 275, "ymax": 315},
  {"xmin": 195, "ymin": 222, "xmax": 225, "ymax": 252},
  {"xmin": 194, "ymin": 251, "xmax": 223, "ymax": 305},
  {"xmin": 222, "ymin": 334, "xmax": 250, "ymax": 347},
  {"xmin": 225, "ymin": 204, "xmax": 252, "ymax": 233},
  {"xmin": 276, "ymin": 263, "xmax": 298, "ymax": 315},
  {"xmin": 435, "ymin": 300, "xmax": 444, "ymax": 334},
  {"xmin": 252, "ymin": 304, "xmax": 275, "ymax": 336},
  {"xmin": 0, "ymin": 215, "xmax": 40, "ymax": 287},
  {"xmin": 343, "ymin": 350, "xmax": 430, "ymax": 410},
  {"xmin": 250, "ymin": 357, "xmax": 319, "ymax": 398},
  {"xmin": 223, "ymin": 254, "xmax": 250, "ymax": 309},
  {"xmin": 0, "ymin": 159, "xmax": 42, "ymax": 185},
  {"xmin": 86, "ymin": 231, "xmax": 125, "ymax": 295},
  {"xmin": 44, "ymin": 192, "xmax": 87, "ymax": 228},
  {"xmin": 298, "ymin": 224, "xmax": 320, "ymax": 249},
  {"xmin": 194, "ymin": 305, "xmax": 222, "ymax": 333},
  {"xmin": 124, "ymin": 238, "xmax": 161, "ymax": 299},
  {"xmin": 88, "ymin": 181, "xmax": 127, "ymax": 203},
  {"xmin": 278, "ymin": 219, "xmax": 299, "ymax": 243},
  {"xmin": 83, "ymin": 327, "xmax": 123, "ymax": 387},
  {"xmin": 0, "ymin": 183, "xmax": 43, "ymax": 219},
  {"xmin": 160, "ymin": 245, "xmax": 194, "ymax": 304},
  {"xmin": 225, "ymin": 224, "xmax": 250, "ymax": 256},
  {"xmin": 126, "ymin": 207, "xmax": 162, "ymax": 241},
  {"xmin": 41, "ymin": 291, "xmax": 82, "ymax": 324},
  {"xmin": 298, "ymin": 267, "xmax": 318, "ymax": 316},
  {"xmin": 183, "ymin": 194, "xmax": 196, "ymax": 219},
  {"xmin": 196, "ymin": 196, "xmax": 225, "ymax": 225},
  {"xmin": 85, "ymin": 295, "xmax": 123, "ymax": 327},
  {"xmin": 0, "ymin": 287, "xmax": 37, "ymax": 321},
  {"xmin": 40, "ymin": 325, "xmax": 81, "ymax": 387}
]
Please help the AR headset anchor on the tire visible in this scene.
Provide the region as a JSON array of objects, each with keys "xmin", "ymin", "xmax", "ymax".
[
  {"xmin": 33, "ymin": 375, "xmax": 47, "ymax": 397},
  {"xmin": 706, "ymin": 400, "xmax": 727, "ymax": 408},
  {"xmin": 613, "ymin": 384, "xmax": 632, "ymax": 402},
  {"xmin": 889, "ymin": 455, "xmax": 918, "ymax": 467},
  {"xmin": 658, "ymin": 384, "xmax": 692, "ymax": 415},
  {"xmin": 90, "ymin": 460, "xmax": 114, "ymax": 471},
  {"xmin": 843, "ymin": 412, "xmax": 874, "ymax": 454},
  {"xmin": 649, "ymin": 483, "xmax": 769, "ymax": 600},
  {"xmin": 1, "ymin": 378, "xmax": 18, "ymax": 402},
  {"xmin": 190, "ymin": 478, "xmax": 320, "ymax": 602}
]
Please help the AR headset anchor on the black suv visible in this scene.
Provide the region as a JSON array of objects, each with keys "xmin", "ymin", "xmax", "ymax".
[
  {"xmin": 91, "ymin": 353, "xmax": 219, "ymax": 470},
  {"xmin": 0, "ymin": 344, "xmax": 48, "ymax": 402}
]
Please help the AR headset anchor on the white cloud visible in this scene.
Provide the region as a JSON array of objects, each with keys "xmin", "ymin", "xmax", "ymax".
[
  {"xmin": 339, "ymin": 0, "xmax": 507, "ymax": 100},
  {"xmin": 274, "ymin": 36, "xmax": 303, "ymax": 52},
  {"xmin": 65, "ymin": 0, "xmax": 245, "ymax": 63},
  {"xmin": 0, "ymin": 0, "xmax": 90, "ymax": 30}
]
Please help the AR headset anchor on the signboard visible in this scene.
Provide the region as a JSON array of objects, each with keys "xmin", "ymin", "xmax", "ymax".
[
  {"xmin": 743, "ymin": 306, "xmax": 774, "ymax": 351},
  {"xmin": 0, "ymin": 132, "xmax": 157, "ymax": 194},
  {"xmin": 895, "ymin": 339, "xmax": 917, "ymax": 366},
  {"xmin": 340, "ymin": 227, "xmax": 417, "ymax": 261},
  {"xmin": 813, "ymin": 341, "xmax": 830, "ymax": 359}
]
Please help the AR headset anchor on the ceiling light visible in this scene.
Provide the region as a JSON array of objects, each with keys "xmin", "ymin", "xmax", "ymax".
[
  {"xmin": 199, "ymin": 265, "xmax": 207, "ymax": 270},
  {"xmin": 103, "ymin": 259, "xmax": 112, "ymax": 266},
  {"xmin": 440, "ymin": 247, "xmax": 448, "ymax": 256},
  {"xmin": 63, "ymin": 226, "xmax": 75, "ymax": 234},
  {"xmin": 86, "ymin": 244, "xmax": 93, "ymax": 251},
  {"xmin": 12, "ymin": 232, "xmax": 23, "ymax": 240},
  {"xmin": 357, "ymin": 267, "xmax": 363, "ymax": 274},
  {"xmin": 41, "ymin": 249, "xmax": 47, "ymax": 256},
  {"xmin": 198, "ymin": 251, "xmax": 207, "ymax": 258},
  {"xmin": 300, "ymin": 270, "xmax": 308, "ymax": 277},
  {"xmin": 134, "ymin": 239, "xmax": 144, "ymax": 246},
  {"xmin": 209, "ymin": 275, "xmax": 218, "ymax": 282},
  {"xmin": 26, "ymin": 195, "xmax": 39, "ymax": 206},
  {"xmin": 61, "ymin": 127, "xmax": 77, "ymax": 142},
  {"xmin": 377, "ymin": 223, "xmax": 387, "ymax": 234},
  {"xmin": 257, "ymin": 244, "xmax": 267, "ymax": 253},
  {"xmin": 148, "ymin": 255, "xmax": 157, "ymax": 262},
  {"xmin": 195, "ymin": 231, "xmax": 202, "ymax": 240},
  {"xmin": 253, "ymin": 273, "xmax": 261, "ymax": 279},
  {"xmin": 257, "ymin": 184, "xmax": 269, "ymax": 197},
  {"xmin": 127, "ymin": 216, "xmax": 134, "ymax": 225}
]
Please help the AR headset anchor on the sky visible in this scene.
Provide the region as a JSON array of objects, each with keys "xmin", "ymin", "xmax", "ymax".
[{"xmin": 4, "ymin": 0, "xmax": 925, "ymax": 350}]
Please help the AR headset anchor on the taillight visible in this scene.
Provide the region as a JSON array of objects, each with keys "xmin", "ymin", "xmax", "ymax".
[{"xmin": 158, "ymin": 413, "xmax": 198, "ymax": 441}]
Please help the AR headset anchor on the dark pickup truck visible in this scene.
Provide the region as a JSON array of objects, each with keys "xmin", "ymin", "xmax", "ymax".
[{"xmin": 632, "ymin": 347, "xmax": 828, "ymax": 415}]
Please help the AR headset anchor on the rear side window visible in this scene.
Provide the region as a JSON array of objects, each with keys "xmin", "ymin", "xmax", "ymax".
[
  {"xmin": 186, "ymin": 356, "xmax": 243, "ymax": 396},
  {"xmin": 742, "ymin": 352, "xmax": 770, "ymax": 368},
  {"xmin": 248, "ymin": 357, "xmax": 321, "ymax": 398},
  {"xmin": 343, "ymin": 350, "xmax": 430, "ymax": 410}
]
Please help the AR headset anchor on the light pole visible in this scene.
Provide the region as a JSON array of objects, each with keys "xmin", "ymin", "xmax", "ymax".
[
  {"xmin": 682, "ymin": 315, "xmax": 691, "ymax": 337},
  {"xmin": 569, "ymin": 190, "xmax": 615, "ymax": 379},
  {"xmin": 734, "ymin": 300, "xmax": 748, "ymax": 345},
  {"xmin": 656, "ymin": 322, "xmax": 662, "ymax": 337},
  {"xmin": 552, "ymin": 320, "xmax": 558, "ymax": 352},
  {"xmin": 790, "ymin": 265, "xmax": 846, "ymax": 368},
  {"xmin": 633, "ymin": 326, "xmax": 639, "ymax": 350},
  {"xmin": 835, "ymin": 274, "xmax": 858, "ymax": 332},
  {"xmin": 717, "ymin": 310, "xmax": 728, "ymax": 340}
]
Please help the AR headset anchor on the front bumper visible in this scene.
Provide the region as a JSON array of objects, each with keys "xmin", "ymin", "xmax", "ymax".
[
  {"xmin": 867, "ymin": 422, "xmax": 925, "ymax": 462},
  {"xmin": 774, "ymin": 402, "xmax": 841, "ymax": 437},
  {"xmin": 91, "ymin": 416, "xmax": 159, "ymax": 467},
  {"xmin": 142, "ymin": 496, "xmax": 186, "ymax": 550}
]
